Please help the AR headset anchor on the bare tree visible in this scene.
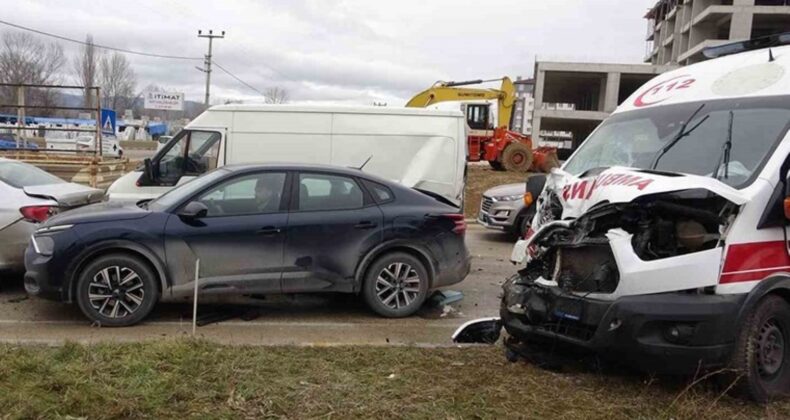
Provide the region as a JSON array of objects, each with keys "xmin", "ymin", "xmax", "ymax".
[
  {"xmin": 264, "ymin": 87, "xmax": 288, "ymax": 104},
  {"xmin": 72, "ymin": 34, "xmax": 99, "ymax": 108},
  {"xmin": 0, "ymin": 32, "xmax": 65, "ymax": 115},
  {"xmin": 99, "ymin": 52, "xmax": 136, "ymax": 112}
]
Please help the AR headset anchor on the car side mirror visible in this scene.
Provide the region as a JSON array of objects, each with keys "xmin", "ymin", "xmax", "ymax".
[
  {"xmin": 179, "ymin": 201, "xmax": 208, "ymax": 220},
  {"xmin": 784, "ymin": 196, "xmax": 790, "ymax": 220}
]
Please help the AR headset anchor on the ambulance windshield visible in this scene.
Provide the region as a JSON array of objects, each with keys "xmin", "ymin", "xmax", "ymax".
[{"xmin": 563, "ymin": 96, "xmax": 790, "ymax": 188}]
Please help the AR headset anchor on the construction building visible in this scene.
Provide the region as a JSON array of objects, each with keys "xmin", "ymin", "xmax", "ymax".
[
  {"xmin": 511, "ymin": 77, "xmax": 535, "ymax": 135},
  {"xmin": 645, "ymin": 0, "xmax": 790, "ymax": 65},
  {"xmin": 531, "ymin": 62, "xmax": 674, "ymax": 158}
]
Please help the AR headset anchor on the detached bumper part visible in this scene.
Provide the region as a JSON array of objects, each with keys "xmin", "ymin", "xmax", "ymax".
[{"xmin": 500, "ymin": 277, "xmax": 745, "ymax": 374}]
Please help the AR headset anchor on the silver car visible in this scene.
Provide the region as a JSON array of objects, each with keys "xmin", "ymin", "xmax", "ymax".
[
  {"xmin": 477, "ymin": 183, "xmax": 534, "ymax": 238},
  {"xmin": 0, "ymin": 158, "xmax": 103, "ymax": 275}
]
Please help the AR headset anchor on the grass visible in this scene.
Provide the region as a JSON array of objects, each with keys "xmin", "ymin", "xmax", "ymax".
[{"xmin": 1, "ymin": 340, "xmax": 790, "ymax": 419}]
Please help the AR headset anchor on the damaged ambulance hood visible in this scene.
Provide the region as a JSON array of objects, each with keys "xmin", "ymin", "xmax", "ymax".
[{"xmin": 546, "ymin": 166, "xmax": 747, "ymax": 219}]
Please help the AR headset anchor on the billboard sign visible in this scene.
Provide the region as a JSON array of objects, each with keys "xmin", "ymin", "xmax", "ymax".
[{"xmin": 144, "ymin": 91, "xmax": 185, "ymax": 111}]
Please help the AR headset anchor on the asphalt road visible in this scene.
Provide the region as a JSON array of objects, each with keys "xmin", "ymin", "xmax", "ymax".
[{"xmin": 0, "ymin": 224, "xmax": 516, "ymax": 346}]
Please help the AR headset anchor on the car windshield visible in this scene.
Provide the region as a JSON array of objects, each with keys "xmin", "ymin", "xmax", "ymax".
[
  {"xmin": 0, "ymin": 160, "xmax": 65, "ymax": 188},
  {"xmin": 147, "ymin": 168, "xmax": 229, "ymax": 211},
  {"xmin": 562, "ymin": 96, "xmax": 790, "ymax": 189}
]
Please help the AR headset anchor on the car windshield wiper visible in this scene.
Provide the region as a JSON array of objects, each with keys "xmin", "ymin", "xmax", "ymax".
[
  {"xmin": 650, "ymin": 103, "xmax": 710, "ymax": 169},
  {"xmin": 712, "ymin": 111, "xmax": 734, "ymax": 180}
]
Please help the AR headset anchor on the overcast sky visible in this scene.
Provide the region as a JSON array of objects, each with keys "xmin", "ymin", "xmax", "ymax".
[{"xmin": 6, "ymin": 0, "xmax": 656, "ymax": 105}]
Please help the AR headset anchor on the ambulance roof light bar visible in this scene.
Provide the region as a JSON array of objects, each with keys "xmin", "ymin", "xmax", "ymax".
[{"xmin": 703, "ymin": 32, "xmax": 790, "ymax": 59}]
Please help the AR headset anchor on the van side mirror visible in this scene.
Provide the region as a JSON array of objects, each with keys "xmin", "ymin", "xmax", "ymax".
[
  {"xmin": 179, "ymin": 201, "xmax": 208, "ymax": 220},
  {"xmin": 137, "ymin": 158, "xmax": 155, "ymax": 186}
]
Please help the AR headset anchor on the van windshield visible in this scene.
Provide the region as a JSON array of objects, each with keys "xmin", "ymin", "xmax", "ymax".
[{"xmin": 563, "ymin": 96, "xmax": 790, "ymax": 189}]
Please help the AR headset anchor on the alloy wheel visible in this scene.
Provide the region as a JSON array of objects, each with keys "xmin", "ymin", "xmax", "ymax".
[
  {"xmin": 88, "ymin": 266, "xmax": 145, "ymax": 319},
  {"xmin": 375, "ymin": 262, "xmax": 421, "ymax": 310}
]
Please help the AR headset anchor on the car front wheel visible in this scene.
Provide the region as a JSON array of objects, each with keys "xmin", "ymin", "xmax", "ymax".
[
  {"xmin": 363, "ymin": 252, "xmax": 429, "ymax": 318},
  {"xmin": 729, "ymin": 295, "xmax": 790, "ymax": 402},
  {"xmin": 75, "ymin": 253, "xmax": 159, "ymax": 327}
]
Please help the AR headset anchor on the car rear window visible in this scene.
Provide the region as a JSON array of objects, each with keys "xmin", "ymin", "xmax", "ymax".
[
  {"xmin": 362, "ymin": 179, "xmax": 394, "ymax": 203},
  {"xmin": 0, "ymin": 161, "xmax": 65, "ymax": 188}
]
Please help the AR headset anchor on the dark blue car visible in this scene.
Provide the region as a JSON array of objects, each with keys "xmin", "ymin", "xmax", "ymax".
[{"xmin": 24, "ymin": 163, "xmax": 471, "ymax": 326}]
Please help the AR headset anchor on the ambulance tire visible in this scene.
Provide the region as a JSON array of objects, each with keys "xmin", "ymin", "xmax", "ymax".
[{"xmin": 728, "ymin": 295, "xmax": 790, "ymax": 402}]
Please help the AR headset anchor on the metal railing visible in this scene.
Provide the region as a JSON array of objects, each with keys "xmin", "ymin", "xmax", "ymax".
[{"xmin": 0, "ymin": 83, "xmax": 104, "ymax": 157}]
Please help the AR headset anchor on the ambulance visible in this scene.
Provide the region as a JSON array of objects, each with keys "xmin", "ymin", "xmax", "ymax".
[{"xmin": 455, "ymin": 33, "xmax": 790, "ymax": 401}]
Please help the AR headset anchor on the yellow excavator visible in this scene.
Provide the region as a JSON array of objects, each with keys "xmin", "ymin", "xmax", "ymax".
[{"xmin": 406, "ymin": 77, "xmax": 557, "ymax": 172}]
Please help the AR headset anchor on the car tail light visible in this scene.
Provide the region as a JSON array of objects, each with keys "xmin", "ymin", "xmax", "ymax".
[
  {"xmin": 444, "ymin": 214, "xmax": 467, "ymax": 235},
  {"xmin": 19, "ymin": 205, "xmax": 55, "ymax": 223}
]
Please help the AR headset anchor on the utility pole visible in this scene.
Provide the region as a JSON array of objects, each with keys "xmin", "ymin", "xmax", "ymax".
[{"xmin": 196, "ymin": 29, "xmax": 225, "ymax": 106}]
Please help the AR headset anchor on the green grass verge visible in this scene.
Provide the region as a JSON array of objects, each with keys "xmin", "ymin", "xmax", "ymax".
[{"xmin": 0, "ymin": 339, "xmax": 789, "ymax": 419}]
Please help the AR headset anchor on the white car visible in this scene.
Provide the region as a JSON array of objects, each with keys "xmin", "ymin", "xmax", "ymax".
[{"xmin": 0, "ymin": 158, "xmax": 103, "ymax": 276}]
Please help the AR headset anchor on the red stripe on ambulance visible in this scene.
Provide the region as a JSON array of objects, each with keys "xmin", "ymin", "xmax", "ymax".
[{"xmin": 720, "ymin": 241, "xmax": 790, "ymax": 284}]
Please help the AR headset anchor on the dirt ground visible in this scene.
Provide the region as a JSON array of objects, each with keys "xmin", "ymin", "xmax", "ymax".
[{"xmin": 464, "ymin": 163, "xmax": 532, "ymax": 218}]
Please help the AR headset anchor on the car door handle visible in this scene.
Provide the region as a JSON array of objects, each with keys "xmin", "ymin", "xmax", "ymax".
[
  {"xmin": 354, "ymin": 221, "xmax": 377, "ymax": 229},
  {"xmin": 257, "ymin": 226, "xmax": 282, "ymax": 235}
]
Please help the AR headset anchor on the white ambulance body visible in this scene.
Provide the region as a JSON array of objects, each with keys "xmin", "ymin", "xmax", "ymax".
[{"xmin": 457, "ymin": 34, "xmax": 790, "ymax": 402}]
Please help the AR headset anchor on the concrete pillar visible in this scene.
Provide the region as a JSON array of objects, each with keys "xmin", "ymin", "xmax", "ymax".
[
  {"xmin": 730, "ymin": 0, "xmax": 754, "ymax": 40},
  {"xmin": 603, "ymin": 72, "xmax": 621, "ymax": 113},
  {"xmin": 532, "ymin": 68, "xmax": 545, "ymax": 142}
]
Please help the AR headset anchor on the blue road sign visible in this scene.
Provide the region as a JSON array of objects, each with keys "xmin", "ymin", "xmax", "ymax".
[{"xmin": 100, "ymin": 109, "xmax": 116, "ymax": 136}]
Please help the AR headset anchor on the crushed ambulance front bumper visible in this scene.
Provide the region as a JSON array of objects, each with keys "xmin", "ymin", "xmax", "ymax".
[{"xmin": 500, "ymin": 276, "xmax": 746, "ymax": 374}]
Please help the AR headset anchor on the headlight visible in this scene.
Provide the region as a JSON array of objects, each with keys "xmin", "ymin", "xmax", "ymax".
[{"xmin": 493, "ymin": 194, "xmax": 523, "ymax": 202}]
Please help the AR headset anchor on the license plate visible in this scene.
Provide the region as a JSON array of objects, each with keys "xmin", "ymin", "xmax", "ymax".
[{"xmin": 553, "ymin": 298, "xmax": 583, "ymax": 321}]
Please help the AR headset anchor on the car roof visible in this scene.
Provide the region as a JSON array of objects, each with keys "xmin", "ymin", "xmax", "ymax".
[{"xmin": 223, "ymin": 162, "xmax": 383, "ymax": 179}]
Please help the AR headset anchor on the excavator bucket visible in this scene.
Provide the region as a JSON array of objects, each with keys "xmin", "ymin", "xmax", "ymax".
[{"xmin": 532, "ymin": 147, "xmax": 560, "ymax": 173}]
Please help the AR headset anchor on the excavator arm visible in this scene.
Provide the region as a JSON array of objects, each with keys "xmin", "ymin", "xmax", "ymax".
[{"xmin": 405, "ymin": 77, "xmax": 516, "ymax": 129}]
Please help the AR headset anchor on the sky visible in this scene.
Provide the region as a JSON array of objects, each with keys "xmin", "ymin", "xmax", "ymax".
[{"xmin": 3, "ymin": 0, "xmax": 657, "ymax": 106}]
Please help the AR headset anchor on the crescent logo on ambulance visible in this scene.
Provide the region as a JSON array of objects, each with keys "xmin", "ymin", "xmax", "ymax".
[{"xmin": 633, "ymin": 74, "xmax": 696, "ymax": 107}]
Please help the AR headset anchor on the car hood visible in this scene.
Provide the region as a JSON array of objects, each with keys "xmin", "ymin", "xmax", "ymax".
[
  {"xmin": 43, "ymin": 200, "xmax": 150, "ymax": 227},
  {"xmin": 484, "ymin": 183, "xmax": 525, "ymax": 197},
  {"xmin": 546, "ymin": 166, "xmax": 747, "ymax": 220},
  {"xmin": 23, "ymin": 183, "xmax": 104, "ymax": 208}
]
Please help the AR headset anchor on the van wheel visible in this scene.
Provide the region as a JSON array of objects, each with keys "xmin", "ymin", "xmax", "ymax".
[
  {"xmin": 728, "ymin": 295, "xmax": 790, "ymax": 402},
  {"xmin": 502, "ymin": 142, "xmax": 533, "ymax": 172},
  {"xmin": 75, "ymin": 254, "xmax": 159, "ymax": 327},
  {"xmin": 362, "ymin": 252, "xmax": 429, "ymax": 318}
]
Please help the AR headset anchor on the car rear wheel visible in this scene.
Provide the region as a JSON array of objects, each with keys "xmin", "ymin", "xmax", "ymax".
[
  {"xmin": 75, "ymin": 254, "xmax": 159, "ymax": 327},
  {"xmin": 728, "ymin": 295, "xmax": 790, "ymax": 402},
  {"xmin": 362, "ymin": 252, "xmax": 429, "ymax": 318}
]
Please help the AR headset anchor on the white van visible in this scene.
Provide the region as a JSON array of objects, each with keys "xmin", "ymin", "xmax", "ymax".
[
  {"xmin": 107, "ymin": 105, "xmax": 467, "ymax": 206},
  {"xmin": 455, "ymin": 33, "xmax": 790, "ymax": 401}
]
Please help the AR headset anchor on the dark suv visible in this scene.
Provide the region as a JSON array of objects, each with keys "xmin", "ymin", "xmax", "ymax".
[{"xmin": 24, "ymin": 163, "xmax": 471, "ymax": 326}]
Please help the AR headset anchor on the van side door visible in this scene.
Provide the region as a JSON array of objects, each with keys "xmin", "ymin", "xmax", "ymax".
[{"xmin": 141, "ymin": 129, "xmax": 224, "ymax": 188}]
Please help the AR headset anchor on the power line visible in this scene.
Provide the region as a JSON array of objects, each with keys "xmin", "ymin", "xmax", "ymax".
[
  {"xmin": 213, "ymin": 62, "xmax": 265, "ymax": 96},
  {"xmin": 0, "ymin": 18, "xmax": 267, "ymax": 98},
  {"xmin": 0, "ymin": 18, "xmax": 202, "ymax": 60}
]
